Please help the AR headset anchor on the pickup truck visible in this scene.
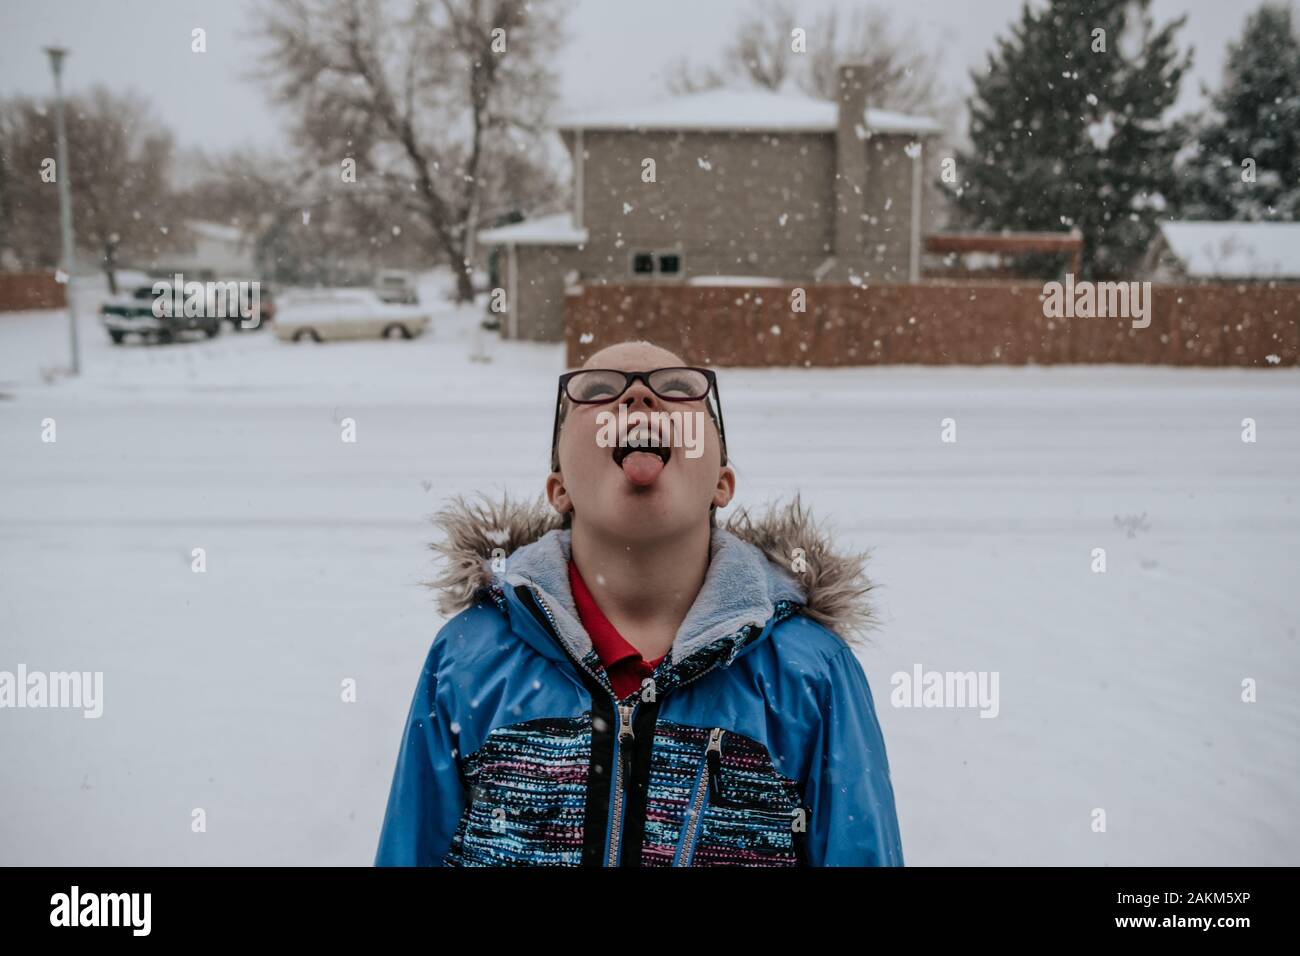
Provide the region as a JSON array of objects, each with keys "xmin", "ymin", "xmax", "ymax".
[{"xmin": 99, "ymin": 282, "xmax": 220, "ymax": 344}]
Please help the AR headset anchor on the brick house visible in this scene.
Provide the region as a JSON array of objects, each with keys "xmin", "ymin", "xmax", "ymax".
[{"xmin": 477, "ymin": 65, "xmax": 942, "ymax": 341}]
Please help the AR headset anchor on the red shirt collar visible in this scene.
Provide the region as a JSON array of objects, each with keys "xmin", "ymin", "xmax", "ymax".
[{"xmin": 568, "ymin": 558, "xmax": 664, "ymax": 670}]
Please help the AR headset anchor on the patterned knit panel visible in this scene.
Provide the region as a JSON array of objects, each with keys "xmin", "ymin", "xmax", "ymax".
[
  {"xmin": 641, "ymin": 721, "xmax": 806, "ymax": 867},
  {"xmin": 443, "ymin": 715, "xmax": 591, "ymax": 866}
]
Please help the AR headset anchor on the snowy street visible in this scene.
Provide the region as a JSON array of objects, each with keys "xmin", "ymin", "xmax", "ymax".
[{"xmin": 1, "ymin": 278, "xmax": 1298, "ymax": 866}]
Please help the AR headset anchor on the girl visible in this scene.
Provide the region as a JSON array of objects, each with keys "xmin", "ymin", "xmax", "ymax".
[{"xmin": 376, "ymin": 340, "xmax": 902, "ymax": 866}]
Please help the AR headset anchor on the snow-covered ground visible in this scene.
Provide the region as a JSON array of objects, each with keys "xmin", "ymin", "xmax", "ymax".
[{"xmin": 1, "ymin": 273, "xmax": 1297, "ymax": 866}]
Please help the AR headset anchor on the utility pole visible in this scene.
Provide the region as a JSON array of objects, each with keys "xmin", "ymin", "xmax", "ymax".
[{"xmin": 45, "ymin": 45, "xmax": 80, "ymax": 375}]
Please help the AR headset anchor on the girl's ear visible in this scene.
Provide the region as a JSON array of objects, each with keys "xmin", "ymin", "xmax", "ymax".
[
  {"xmin": 546, "ymin": 471, "xmax": 573, "ymax": 519},
  {"xmin": 712, "ymin": 464, "xmax": 736, "ymax": 510}
]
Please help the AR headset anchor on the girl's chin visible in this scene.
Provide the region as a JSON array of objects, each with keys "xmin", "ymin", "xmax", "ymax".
[
  {"xmin": 602, "ymin": 483, "xmax": 678, "ymax": 516},
  {"xmin": 591, "ymin": 507, "xmax": 692, "ymax": 541},
  {"xmin": 577, "ymin": 496, "xmax": 707, "ymax": 542}
]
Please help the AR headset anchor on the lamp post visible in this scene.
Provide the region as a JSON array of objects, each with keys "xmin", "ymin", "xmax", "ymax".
[{"xmin": 44, "ymin": 45, "xmax": 80, "ymax": 376}]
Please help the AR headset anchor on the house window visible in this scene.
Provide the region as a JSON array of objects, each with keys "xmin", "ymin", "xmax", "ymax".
[{"xmin": 630, "ymin": 251, "xmax": 683, "ymax": 277}]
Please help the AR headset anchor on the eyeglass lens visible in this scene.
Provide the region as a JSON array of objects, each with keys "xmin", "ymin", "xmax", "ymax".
[{"xmin": 565, "ymin": 368, "xmax": 710, "ymax": 403}]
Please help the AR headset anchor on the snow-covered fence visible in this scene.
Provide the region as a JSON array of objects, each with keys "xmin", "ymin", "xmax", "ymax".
[
  {"xmin": 0, "ymin": 273, "xmax": 66, "ymax": 312},
  {"xmin": 565, "ymin": 281, "xmax": 1300, "ymax": 367}
]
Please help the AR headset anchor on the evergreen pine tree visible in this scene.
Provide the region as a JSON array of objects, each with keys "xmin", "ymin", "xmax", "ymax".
[
  {"xmin": 952, "ymin": 0, "xmax": 1190, "ymax": 278},
  {"xmin": 1179, "ymin": 3, "xmax": 1300, "ymax": 221}
]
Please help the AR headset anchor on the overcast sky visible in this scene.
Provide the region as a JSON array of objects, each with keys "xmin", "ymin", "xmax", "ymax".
[{"xmin": 0, "ymin": 0, "xmax": 1288, "ymax": 152}]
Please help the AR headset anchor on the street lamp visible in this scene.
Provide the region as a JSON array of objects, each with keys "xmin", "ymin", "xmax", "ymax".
[{"xmin": 44, "ymin": 45, "xmax": 80, "ymax": 376}]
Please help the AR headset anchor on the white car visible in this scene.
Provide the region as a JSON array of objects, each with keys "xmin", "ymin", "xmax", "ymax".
[
  {"xmin": 374, "ymin": 269, "xmax": 419, "ymax": 305},
  {"xmin": 274, "ymin": 289, "xmax": 430, "ymax": 343}
]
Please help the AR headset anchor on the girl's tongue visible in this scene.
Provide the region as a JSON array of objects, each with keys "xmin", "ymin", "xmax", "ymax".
[{"xmin": 621, "ymin": 451, "xmax": 665, "ymax": 486}]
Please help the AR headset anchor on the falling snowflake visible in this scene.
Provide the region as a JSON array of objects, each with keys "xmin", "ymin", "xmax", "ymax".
[{"xmin": 1086, "ymin": 113, "xmax": 1117, "ymax": 151}]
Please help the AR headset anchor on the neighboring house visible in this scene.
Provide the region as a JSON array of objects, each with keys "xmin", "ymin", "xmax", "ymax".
[
  {"xmin": 1143, "ymin": 221, "xmax": 1300, "ymax": 281},
  {"xmin": 145, "ymin": 219, "xmax": 259, "ymax": 279},
  {"xmin": 477, "ymin": 65, "xmax": 942, "ymax": 341},
  {"xmin": 477, "ymin": 213, "xmax": 589, "ymax": 341}
]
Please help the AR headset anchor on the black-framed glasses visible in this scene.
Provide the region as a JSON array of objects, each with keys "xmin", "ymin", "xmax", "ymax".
[{"xmin": 550, "ymin": 366, "xmax": 727, "ymax": 469}]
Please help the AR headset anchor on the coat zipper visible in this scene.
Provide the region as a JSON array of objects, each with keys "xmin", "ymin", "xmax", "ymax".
[
  {"xmin": 524, "ymin": 583, "xmax": 765, "ymax": 867},
  {"xmin": 526, "ymin": 585, "xmax": 638, "ymax": 867},
  {"xmin": 674, "ymin": 727, "xmax": 725, "ymax": 866},
  {"xmin": 610, "ymin": 701, "xmax": 636, "ymax": 866}
]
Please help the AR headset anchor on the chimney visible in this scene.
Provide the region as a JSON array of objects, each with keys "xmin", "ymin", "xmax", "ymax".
[{"xmin": 834, "ymin": 64, "xmax": 870, "ymax": 272}]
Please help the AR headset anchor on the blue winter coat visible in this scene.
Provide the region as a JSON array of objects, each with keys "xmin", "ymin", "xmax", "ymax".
[{"xmin": 375, "ymin": 495, "xmax": 903, "ymax": 867}]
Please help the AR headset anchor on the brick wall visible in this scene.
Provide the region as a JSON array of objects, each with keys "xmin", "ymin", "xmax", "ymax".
[
  {"xmin": 564, "ymin": 281, "xmax": 1300, "ymax": 367},
  {"xmin": 0, "ymin": 273, "xmax": 66, "ymax": 312}
]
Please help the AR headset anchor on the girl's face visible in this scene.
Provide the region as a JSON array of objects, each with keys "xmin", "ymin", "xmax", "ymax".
[{"xmin": 547, "ymin": 342, "xmax": 734, "ymax": 543}]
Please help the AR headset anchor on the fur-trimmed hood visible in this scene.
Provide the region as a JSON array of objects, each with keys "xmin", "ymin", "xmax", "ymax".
[{"xmin": 427, "ymin": 493, "xmax": 876, "ymax": 647}]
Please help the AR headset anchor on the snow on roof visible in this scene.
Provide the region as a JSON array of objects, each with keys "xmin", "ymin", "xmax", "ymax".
[
  {"xmin": 865, "ymin": 108, "xmax": 943, "ymax": 136},
  {"xmin": 555, "ymin": 89, "xmax": 941, "ymax": 136},
  {"xmin": 686, "ymin": 275, "xmax": 788, "ymax": 286},
  {"xmin": 186, "ymin": 220, "xmax": 246, "ymax": 243},
  {"xmin": 1158, "ymin": 221, "xmax": 1300, "ymax": 279},
  {"xmin": 477, "ymin": 213, "xmax": 588, "ymax": 246}
]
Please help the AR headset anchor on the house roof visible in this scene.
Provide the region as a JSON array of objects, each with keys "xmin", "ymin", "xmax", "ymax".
[
  {"xmin": 555, "ymin": 88, "xmax": 941, "ymax": 136},
  {"xmin": 1156, "ymin": 221, "xmax": 1300, "ymax": 279},
  {"xmin": 476, "ymin": 213, "xmax": 588, "ymax": 246},
  {"xmin": 186, "ymin": 219, "xmax": 245, "ymax": 243}
]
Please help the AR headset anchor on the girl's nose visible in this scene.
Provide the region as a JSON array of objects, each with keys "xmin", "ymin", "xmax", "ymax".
[{"xmin": 621, "ymin": 381, "xmax": 658, "ymax": 410}]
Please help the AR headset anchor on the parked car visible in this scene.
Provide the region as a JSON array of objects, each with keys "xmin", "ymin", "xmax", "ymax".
[
  {"xmin": 273, "ymin": 289, "xmax": 430, "ymax": 343},
  {"xmin": 220, "ymin": 282, "xmax": 276, "ymax": 332},
  {"xmin": 99, "ymin": 281, "xmax": 220, "ymax": 345},
  {"xmin": 374, "ymin": 269, "xmax": 419, "ymax": 305}
]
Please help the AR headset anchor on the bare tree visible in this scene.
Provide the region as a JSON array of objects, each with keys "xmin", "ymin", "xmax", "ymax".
[
  {"xmin": 255, "ymin": 0, "xmax": 566, "ymax": 302},
  {"xmin": 0, "ymin": 88, "xmax": 175, "ymax": 291},
  {"xmin": 801, "ymin": 5, "xmax": 941, "ymax": 112},
  {"xmin": 663, "ymin": 0, "xmax": 942, "ymax": 115},
  {"xmin": 726, "ymin": 0, "xmax": 798, "ymax": 91},
  {"xmin": 664, "ymin": 55, "xmax": 727, "ymax": 96},
  {"xmin": 177, "ymin": 149, "xmax": 304, "ymax": 235},
  {"xmin": 0, "ymin": 106, "xmax": 17, "ymax": 270}
]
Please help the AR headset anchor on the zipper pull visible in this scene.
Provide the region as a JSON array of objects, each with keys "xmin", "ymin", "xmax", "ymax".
[
  {"xmin": 618, "ymin": 704, "xmax": 636, "ymax": 775},
  {"xmin": 705, "ymin": 728, "xmax": 724, "ymax": 801}
]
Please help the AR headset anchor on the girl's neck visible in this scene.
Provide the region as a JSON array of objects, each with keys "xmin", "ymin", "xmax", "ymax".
[{"xmin": 569, "ymin": 520, "xmax": 712, "ymax": 661}]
